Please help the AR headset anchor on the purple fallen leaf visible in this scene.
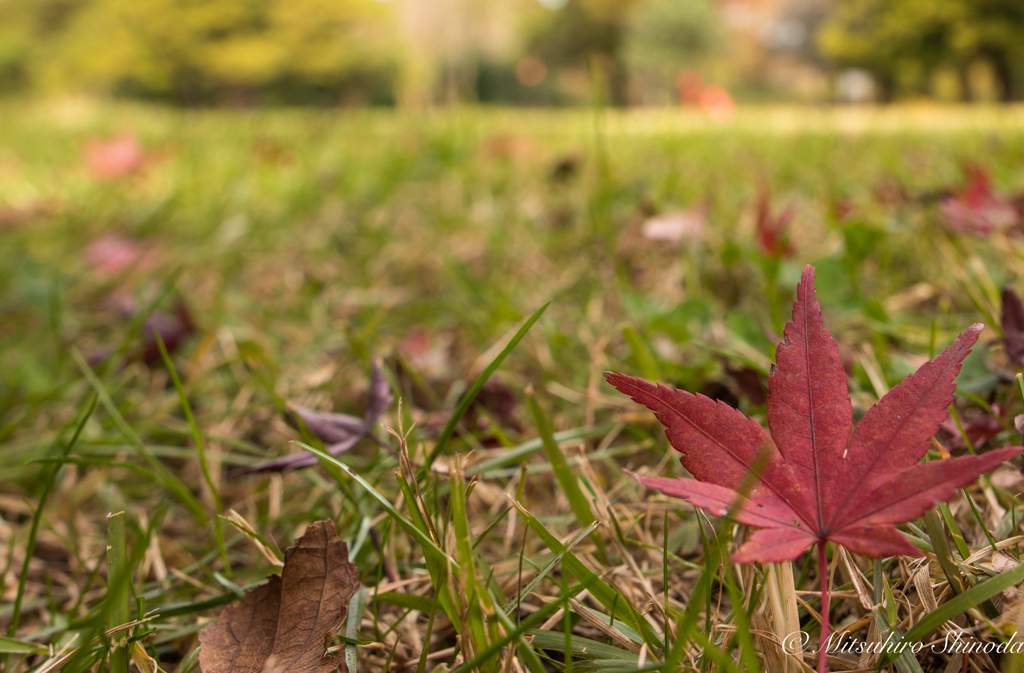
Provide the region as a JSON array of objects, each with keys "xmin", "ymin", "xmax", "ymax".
[
  {"xmin": 233, "ymin": 361, "xmax": 393, "ymax": 475},
  {"xmin": 290, "ymin": 406, "xmax": 364, "ymax": 444},
  {"xmin": 88, "ymin": 296, "xmax": 196, "ymax": 369},
  {"xmin": 141, "ymin": 300, "xmax": 196, "ymax": 366},
  {"xmin": 1003, "ymin": 287, "xmax": 1024, "ymax": 366}
]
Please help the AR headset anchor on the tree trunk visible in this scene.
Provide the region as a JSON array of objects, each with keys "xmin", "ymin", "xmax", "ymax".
[
  {"xmin": 990, "ymin": 50, "xmax": 1018, "ymax": 102},
  {"xmin": 958, "ymin": 65, "xmax": 974, "ymax": 102},
  {"xmin": 875, "ymin": 71, "xmax": 895, "ymax": 103}
]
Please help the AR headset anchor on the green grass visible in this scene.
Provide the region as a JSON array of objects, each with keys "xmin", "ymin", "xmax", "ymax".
[{"xmin": 3, "ymin": 100, "xmax": 1024, "ymax": 672}]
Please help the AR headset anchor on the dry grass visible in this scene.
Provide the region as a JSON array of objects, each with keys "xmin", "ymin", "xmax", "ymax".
[{"xmin": 2, "ymin": 102, "xmax": 1024, "ymax": 672}]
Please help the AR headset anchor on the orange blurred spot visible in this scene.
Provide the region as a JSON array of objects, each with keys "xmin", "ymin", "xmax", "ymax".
[
  {"xmin": 84, "ymin": 132, "xmax": 146, "ymax": 179},
  {"xmin": 699, "ymin": 86, "xmax": 735, "ymax": 124},
  {"xmin": 675, "ymin": 69, "xmax": 704, "ymax": 105},
  {"xmin": 516, "ymin": 58, "xmax": 547, "ymax": 87}
]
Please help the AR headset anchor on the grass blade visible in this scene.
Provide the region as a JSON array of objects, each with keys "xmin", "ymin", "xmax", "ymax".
[
  {"xmin": 470, "ymin": 423, "xmax": 616, "ymax": 475},
  {"xmin": 107, "ymin": 512, "xmax": 130, "ymax": 673},
  {"xmin": 451, "ymin": 585, "xmax": 582, "ymax": 673},
  {"xmin": 72, "ymin": 349, "xmax": 207, "ymax": 522},
  {"xmin": 514, "ymin": 500, "xmax": 664, "ymax": 650},
  {"xmin": 423, "ymin": 302, "xmax": 549, "ymax": 472},
  {"xmin": 622, "ymin": 324, "xmax": 661, "ymax": 382},
  {"xmin": 8, "ymin": 394, "xmax": 96, "ymax": 637},
  {"xmin": 345, "ymin": 587, "xmax": 369, "ymax": 673},
  {"xmin": 155, "ymin": 331, "xmax": 230, "ymax": 575},
  {"xmin": 0, "ymin": 637, "xmax": 45, "ymax": 655},
  {"xmin": 879, "ymin": 555, "xmax": 1024, "ymax": 668},
  {"xmin": 525, "ymin": 387, "xmax": 601, "ymax": 562},
  {"xmin": 505, "ymin": 521, "xmax": 599, "ymax": 614},
  {"xmin": 924, "ymin": 509, "xmax": 965, "ymax": 595},
  {"xmin": 295, "ymin": 441, "xmax": 459, "ymax": 571}
]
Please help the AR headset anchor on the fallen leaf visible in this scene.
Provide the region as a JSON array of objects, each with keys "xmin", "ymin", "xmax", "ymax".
[
  {"xmin": 0, "ymin": 202, "xmax": 54, "ymax": 229},
  {"xmin": 830, "ymin": 196, "xmax": 854, "ymax": 222},
  {"xmin": 140, "ymin": 299, "xmax": 197, "ymax": 366},
  {"xmin": 234, "ymin": 361, "xmax": 393, "ymax": 475},
  {"xmin": 990, "ymin": 467, "xmax": 1022, "ymax": 490},
  {"xmin": 131, "ymin": 641, "xmax": 160, "ymax": 673},
  {"xmin": 399, "ymin": 329, "xmax": 452, "ymax": 378},
  {"xmin": 606, "ymin": 265, "xmax": 1023, "ymax": 564},
  {"xmin": 725, "ymin": 365, "xmax": 768, "ymax": 406},
  {"xmin": 755, "ymin": 187, "xmax": 794, "ymax": 258},
  {"xmin": 641, "ymin": 208, "xmax": 706, "ymax": 245},
  {"xmin": 199, "ymin": 520, "xmax": 360, "ymax": 673},
  {"xmin": 874, "ymin": 178, "xmax": 911, "ymax": 207},
  {"xmin": 993, "ymin": 553, "xmax": 1020, "ymax": 574},
  {"xmin": 85, "ymin": 235, "xmax": 158, "ymax": 278},
  {"xmin": 939, "ymin": 406, "xmax": 1005, "ymax": 451},
  {"xmin": 84, "ymin": 132, "xmax": 146, "ymax": 180},
  {"xmin": 1003, "ymin": 287, "xmax": 1024, "ymax": 366},
  {"xmin": 939, "ymin": 164, "xmax": 1020, "ymax": 235},
  {"xmin": 87, "ymin": 294, "xmax": 197, "ymax": 369}
]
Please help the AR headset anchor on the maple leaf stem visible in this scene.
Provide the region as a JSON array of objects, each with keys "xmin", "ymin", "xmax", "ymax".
[{"xmin": 817, "ymin": 540, "xmax": 829, "ymax": 673}]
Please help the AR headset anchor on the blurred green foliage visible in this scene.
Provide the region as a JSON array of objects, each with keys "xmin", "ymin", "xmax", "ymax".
[
  {"xmin": 819, "ymin": 0, "xmax": 1024, "ymax": 101},
  {"xmin": 0, "ymin": 0, "xmax": 397, "ymax": 104},
  {"xmin": 522, "ymin": 0, "xmax": 636, "ymax": 105},
  {"xmin": 2, "ymin": 0, "xmax": 1023, "ymax": 105},
  {"xmin": 622, "ymin": 0, "xmax": 722, "ymax": 105}
]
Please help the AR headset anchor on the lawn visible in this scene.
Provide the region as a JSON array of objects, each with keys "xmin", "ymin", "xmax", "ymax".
[{"xmin": 3, "ymin": 101, "xmax": 1024, "ymax": 673}]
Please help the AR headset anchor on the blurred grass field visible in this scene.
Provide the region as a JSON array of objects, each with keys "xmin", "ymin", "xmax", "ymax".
[{"xmin": 4, "ymin": 101, "xmax": 1024, "ymax": 672}]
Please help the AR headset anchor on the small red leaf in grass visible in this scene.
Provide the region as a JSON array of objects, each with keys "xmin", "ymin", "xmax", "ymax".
[
  {"xmin": 607, "ymin": 265, "xmax": 1023, "ymax": 673},
  {"xmin": 939, "ymin": 164, "xmax": 1020, "ymax": 235},
  {"xmin": 755, "ymin": 187, "xmax": 794, "ymax": 258}
]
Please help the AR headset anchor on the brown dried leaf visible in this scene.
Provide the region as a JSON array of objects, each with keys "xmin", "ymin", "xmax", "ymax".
[{"xmin": 199, "ymin": 520, "xmax": 360, "ymax": 673}]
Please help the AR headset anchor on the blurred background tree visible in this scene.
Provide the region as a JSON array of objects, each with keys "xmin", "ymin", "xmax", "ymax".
[
  {"xmin": 511, "ymin": 0, "xmax": 637, "ymax": 105},
  {"xmin": 622, "ymin": 0, "xmax": 723, "ymax": 105},
  {"xmin": 0, "ymin": 0, "xmax": 398, "ymax": 104},
  {"xmin": 1, "ymin": 0, "xmax": 1023, "ymax": 106},
  {"xmin": 818, "ymin": 0, "xmax": 1024, "ymax": 101}
]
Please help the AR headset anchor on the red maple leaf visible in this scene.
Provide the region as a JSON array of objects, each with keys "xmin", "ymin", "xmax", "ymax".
[
  {"xmin": 606, "ymin": 266, "xmax": 1021, "ymax": 671},
  {"xmin": 939, "ymin": 164, "xmax": 1020, "ymax": 234}
]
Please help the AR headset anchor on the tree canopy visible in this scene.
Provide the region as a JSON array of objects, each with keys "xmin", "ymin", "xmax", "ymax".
[{"xmin": 818, "ymin": 0, "xmax": 1024, "ymax": 101}]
